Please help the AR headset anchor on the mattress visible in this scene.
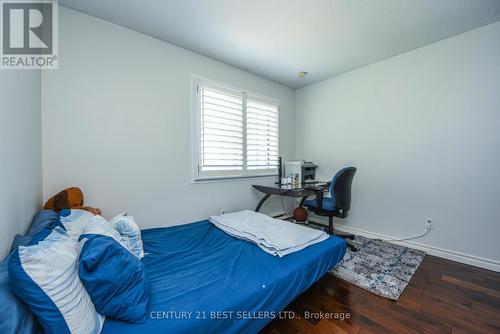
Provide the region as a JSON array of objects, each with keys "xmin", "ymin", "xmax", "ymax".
[{"xmin": 101, "ymin": 220, "xmax": 346, "ymax": 334}]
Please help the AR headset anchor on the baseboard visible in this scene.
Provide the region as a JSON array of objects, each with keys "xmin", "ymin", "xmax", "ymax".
[{"xmin": 308, "ymin": 218, "xmax": 500, "ymax": 273}]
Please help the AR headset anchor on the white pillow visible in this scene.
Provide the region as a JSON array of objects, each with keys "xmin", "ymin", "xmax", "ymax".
[
  {"xmin": 81, "ymin": 215, "xmax": 137, "ymax": 256},
  {"xmin": 110, "ymin": 214, "xmax": 144, "ymax": 259},
  {"xmin": 83, "ymin": 215, "xmax": 123, "ymax": 243},
  {"xmin": 59, "ymin": 209, "xmax": 95, "ymax": 240}
]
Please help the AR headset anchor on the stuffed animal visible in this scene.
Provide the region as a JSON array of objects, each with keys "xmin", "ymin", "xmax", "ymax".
[{"xmin": 44, "ymin": 187, "xmax": 102, "ymax": 215}]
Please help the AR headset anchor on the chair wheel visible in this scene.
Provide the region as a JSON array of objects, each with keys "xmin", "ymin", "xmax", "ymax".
[{"xmin": 347, "ymin": 243, "xmax": 357, "ymax": 252}]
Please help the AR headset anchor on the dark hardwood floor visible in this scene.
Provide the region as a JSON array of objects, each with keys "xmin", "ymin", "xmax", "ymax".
[{"xmin": 260, "ymin": 256, "xmax": 500, "ymax": 334}]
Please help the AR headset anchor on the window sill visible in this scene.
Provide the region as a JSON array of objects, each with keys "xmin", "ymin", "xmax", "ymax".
[{"xmin": 191, "ymin": 174, "xmax": 278, "ymax": 184}]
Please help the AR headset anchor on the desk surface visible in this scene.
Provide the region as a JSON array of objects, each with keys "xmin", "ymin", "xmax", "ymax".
[
  {"xmin": 252, "ymin": 182, "xmax": 329, "ymax": 197},
  {"xmin": 252, "ymin": 183, "xmax": 330, "ymax": 212}
]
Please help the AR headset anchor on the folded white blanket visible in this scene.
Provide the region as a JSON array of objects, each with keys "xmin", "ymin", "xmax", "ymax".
[{"xmin": 209, "ymin": 210, "xmax": 329, "ymax": 257}]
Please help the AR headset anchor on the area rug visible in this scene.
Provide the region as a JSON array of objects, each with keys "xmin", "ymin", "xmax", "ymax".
[{"xmin": 329, "ymin": 235, "xmax": 426, "ymax": 300}]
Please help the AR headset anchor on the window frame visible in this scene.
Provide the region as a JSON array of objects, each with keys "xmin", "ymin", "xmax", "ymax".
[{"xmin": 191, "ymin": 76, "xmax": 280, "ymax": 183}]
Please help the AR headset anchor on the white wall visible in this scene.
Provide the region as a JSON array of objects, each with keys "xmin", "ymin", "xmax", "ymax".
[
  {"xmin": 41, "ymin": 7, "xmax": 500, "ymax": 270},
  {"xmin": 296, "ymin": 22, "xmax": 500, "ymax": 270},
  {"xmin": 0, "ymin": 71, "xmax": 42, "ymax": 258},
  {"xmin": 42, "ymin": 7, "xmax": 296, "ymax": 228}
]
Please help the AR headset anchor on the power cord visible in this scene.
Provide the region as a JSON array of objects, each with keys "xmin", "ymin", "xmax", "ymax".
[
  {"xmin": 280, "ymin": 195, "xmax": 287, "ymax": 216},
  {"xmin": 382, "ymin": 226, "xmax": 431, "ymax": 242}
]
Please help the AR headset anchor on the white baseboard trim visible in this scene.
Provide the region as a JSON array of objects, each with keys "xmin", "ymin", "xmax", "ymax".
[{"xmin": 308, "ymin": 218, "xmax": 500, "ymax": 273}]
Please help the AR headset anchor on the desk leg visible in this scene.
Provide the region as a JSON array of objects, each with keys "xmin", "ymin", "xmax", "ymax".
[{"xmin": 255, "ymin": 194, "xmax": 271, "ymax": 212}]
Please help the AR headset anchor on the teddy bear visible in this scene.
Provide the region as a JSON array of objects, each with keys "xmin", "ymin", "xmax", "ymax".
[{"xmin": 43, "ymin": 187, "xmax": 102, "ymax": 215}]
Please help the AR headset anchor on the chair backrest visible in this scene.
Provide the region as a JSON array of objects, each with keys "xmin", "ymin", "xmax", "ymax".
[{"xmin": 329, "ymin": 167, "xmax": 357, "ymax": 212}]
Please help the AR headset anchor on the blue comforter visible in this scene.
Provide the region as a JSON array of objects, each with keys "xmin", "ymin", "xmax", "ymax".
[{"xmin": 102, "ymin": 220, "xmax": 346, "ymax": 334}]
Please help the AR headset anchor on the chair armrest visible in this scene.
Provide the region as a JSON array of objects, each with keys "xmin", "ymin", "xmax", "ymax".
[
  {"xmin": 304, "ymin": 186, "xmax": 324, "ymax": 210},
  {"xmin": 315, "ymin": 190, "xmax": 324, "ymax": 209},
  {"xmin": 304, "ymin": 182, "xmax": 330, "ymax": 210}
]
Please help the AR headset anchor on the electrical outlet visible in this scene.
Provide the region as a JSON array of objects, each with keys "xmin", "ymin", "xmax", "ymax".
[{"xmin": 426, "ymin": 217, "xmax": 433, "ymax": 230}]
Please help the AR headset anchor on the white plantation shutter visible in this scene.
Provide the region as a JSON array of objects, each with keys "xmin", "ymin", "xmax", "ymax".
[
  {"xmin": 194, "ymin": 78, "xmax": 279, "ymax": 180},
  {"xmin": 200, "ymin": 86, "xmax": 244, "ymax": 175},
  {"xmin": 246, "ymin": 97, "xmax": 279, "ymax": 171}
]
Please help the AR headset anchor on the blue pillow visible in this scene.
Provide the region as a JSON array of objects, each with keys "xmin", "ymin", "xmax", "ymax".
[
  {"xmin": 8, "ymin": 227, "xmax": 104, "ymax": 334},
  {"xmin": 10, "ymin": 210, "xmax": 59, "ymax": 251},
  {"xmin": 79, "ymin": 226, "xmax": 149, "ymax": 323},
  {"xmin": 0, "ymin": 253, "xmax": 40, "ymax": 334},
  {"xmin": 25, "ymin": 221, "xmax": 66, "ymax": 246},
  {"xmin": 3, "ymin": 210, "xmax": 63, "ymax": 334},
  {"xmin": 26, "ymin": 210, "xmax": 59, "ymax": 236}
]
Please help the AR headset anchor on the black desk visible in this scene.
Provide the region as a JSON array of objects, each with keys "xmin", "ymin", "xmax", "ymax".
[{"xmin": 252, "ymin": 183, "xmax": 330, "ymax": 212}]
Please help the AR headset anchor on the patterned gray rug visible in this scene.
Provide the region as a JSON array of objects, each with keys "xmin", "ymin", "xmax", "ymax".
[{"xmin": 329, "ymin": 235, "xmax": 426, "ymax": 300}]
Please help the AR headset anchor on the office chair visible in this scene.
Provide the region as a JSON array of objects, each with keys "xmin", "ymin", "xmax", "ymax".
[{"xmin": 303, "ymin": 167, "xmax": 357, "ymax": 251}]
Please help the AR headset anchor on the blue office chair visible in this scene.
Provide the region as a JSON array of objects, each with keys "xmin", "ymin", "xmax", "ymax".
[{"xmin": 303, "ymin": 167, "xmax": 357, "ymax": 251}]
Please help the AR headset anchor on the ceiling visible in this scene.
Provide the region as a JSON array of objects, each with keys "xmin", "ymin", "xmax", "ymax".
[{"xmin": 59, "ymin": 0, "xmax": 500, "ymax": 88}]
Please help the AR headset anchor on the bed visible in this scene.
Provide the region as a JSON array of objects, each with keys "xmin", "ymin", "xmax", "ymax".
[{"xmin": 102, "ymin": 220, "xmax": 346, "ymax": 334}]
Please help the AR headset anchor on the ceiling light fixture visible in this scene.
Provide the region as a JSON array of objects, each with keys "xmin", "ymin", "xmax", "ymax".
[{"xmin": 298, "ymin": 71, "xmax": 308, "ymax": 78}]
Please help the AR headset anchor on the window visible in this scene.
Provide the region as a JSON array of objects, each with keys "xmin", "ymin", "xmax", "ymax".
[{"xmin": 192, "ymin": 78, "xmax": 279, "ymax": 181}]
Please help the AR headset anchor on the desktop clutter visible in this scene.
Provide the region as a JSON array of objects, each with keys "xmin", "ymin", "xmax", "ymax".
[
  {"xmin": 279, "ymin": 159, "xmax": 318, "ymax": 187},
  {"xmin": 278, "ymin": 159, "xmax": 318, "ymax": 222}
]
